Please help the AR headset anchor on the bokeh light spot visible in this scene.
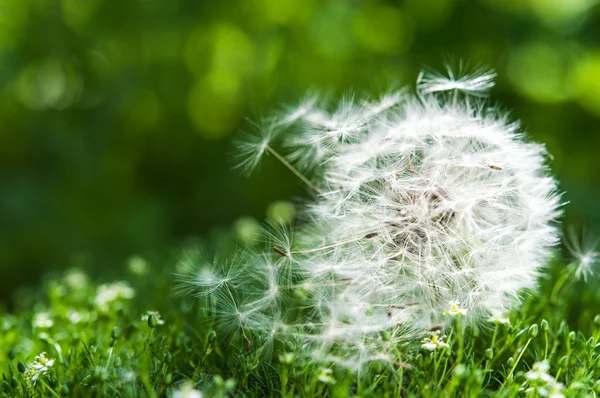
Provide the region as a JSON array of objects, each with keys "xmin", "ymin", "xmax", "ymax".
[
  {"xmin": 62, "ymin": 0, "xmax": 102, "ymax": 34},
  {"xmin": 353, "ymin": 4, "xmax": 411, "ymax": 54},
  {"xmin": 405, "ymin": 0, "xmax": 453, "ymax": 31},
  {"xmin": 124, "ymin": 90, "xmax": 161, "ymax": 132},
  {"xmin": 0, "ymin": 0, "xmax": 29, "ymax": 49},
  {"xmin": 234, "ymin": 217, "xmax": 261, "ymax": 246},
  {"xmin": 570, "ymin": 53, "xmax": 600, "ymax": 117},
  {"xmin": 506, "ymin": 42, "xmax": 570, "ymax": 103},
  {"xmin": 15, "ymin": 58, "xmax": 82, "ymax": 110},
  {"xmin": 266, "ymin": 201, "xmax": 296, "ymax": 224},
  {"xmin": 528, "ymin": 0, "xmax": 595, "ymax": 29},
  {"xmin": 187, "ymin": 73, "xmax": 242, "ymax": 139},
  {"xmin": 309, "ymin": 2, "xmax": 353, "ymax": 59}
]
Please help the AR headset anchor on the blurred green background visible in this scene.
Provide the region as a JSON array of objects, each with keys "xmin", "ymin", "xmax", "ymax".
[{"xmin": 1, "ymin": 0, "xmax": 599, "ymax": 304}]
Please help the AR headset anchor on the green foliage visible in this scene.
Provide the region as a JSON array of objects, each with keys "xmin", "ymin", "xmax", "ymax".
[
  {"xmin": 1, "ymin": 0, "xmax": 600, "ymax": 303},
  {"xmin": 1, "ymin": 252, "xmax": 600, "ymax": 397}
]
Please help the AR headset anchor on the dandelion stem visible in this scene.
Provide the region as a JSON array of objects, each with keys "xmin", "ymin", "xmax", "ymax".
[
  {"xmin": 266, "ymin": 145, "xmax": 321, "ymax": 194},
  {"xmin": 290, "ymin": 236, "xmax": 366, "ymax": 255}
]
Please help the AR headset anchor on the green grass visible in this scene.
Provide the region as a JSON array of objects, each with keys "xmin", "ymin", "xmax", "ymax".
[{"xmin": 1, "ymin": 250, "xmax": 599, "ymax": 397}]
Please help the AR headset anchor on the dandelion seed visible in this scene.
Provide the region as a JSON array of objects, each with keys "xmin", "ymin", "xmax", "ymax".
[
  {"xmin": 565, "ymin": 228, "xmax": 598, "ymax": 282},
  {"xmin": 417, "ymin": 64, "xmax": 496, "ymax": 97}
]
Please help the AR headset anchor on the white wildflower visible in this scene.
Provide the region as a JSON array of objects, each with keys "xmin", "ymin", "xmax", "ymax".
[
  {"xmin": 67, "ymin": 310, "xmax": 88, "ymax": 324},
  {"xmin": 317, "ymin": 368, "xmax": 335, "ymax": 384},
  {"xmin": 25, "ymin": 352, "xmax": 55, "ymax": 385},
  {"xmin": 172, "ymin": 381, "xmax": 203, "ymax": 398},
  {"xmin": 524, "ymin": 361, "xmax": 565, "ymax": 398},
  {"xmin": 444, "ymin": 301, "xmax": 468, "ymax": 317},
  {"xmin": 95, "ymin": 281, "xmax": 135, "ymax": 310},
  {"xmin": 141, "ymin": 311, "xmax": 165, "ymax": 325},
  {"xmin": 421, "ymin": 332, "xmax": 450, "ymax": 351},
  {"xmin": 33, "ymin": 312, "xmax": 53, "ymax": 328},
  {"xmin": 488, "ymin": 311, "xmax": 510, "ymax": 325}
]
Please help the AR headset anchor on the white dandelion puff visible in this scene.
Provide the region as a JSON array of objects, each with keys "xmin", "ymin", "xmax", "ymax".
[{"xmin": 187, "ymin": 67, "xmax": 562, "ymax": 368}]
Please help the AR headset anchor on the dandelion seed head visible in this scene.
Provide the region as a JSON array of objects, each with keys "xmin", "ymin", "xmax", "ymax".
[{"xmin": 192, "ymin": 67, "xmax": 562, "ymax": 369}]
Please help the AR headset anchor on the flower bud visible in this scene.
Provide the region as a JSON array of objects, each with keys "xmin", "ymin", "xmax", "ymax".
[
  {"xmin": 528, "ymin": 324, "xmax": 538, "ymax": 338},
  {"xmin": 559, "ymin": 355, "xmax": 569, "ymax": 368},
  {"xmin": 148, "ymin": 313, "xmax": 158, "ymax": 328},
  {"xmin": 17, "ymin": 361, "xmax": 26, "ymax": 373},
  {"xmin": 540, "ymin": 319, "xmax": 548, "ymax": 332},
  {"xmin": 208, "ymin": 330, "xmax": 216, "ymax": 343},
  {"xmin": 507, "ymin": 357, "xmax": 515, "ymax": 367},
  {"xmin": 485, "ymin": 348, "xmax": 494, "ymax": 360},
  {"xmin": 587, "ymin": 337, "xmax": 596, "ymax": 348},
  {"xmin": 111, "ymin": 327, "xmax": 120, "ymax": 340}
]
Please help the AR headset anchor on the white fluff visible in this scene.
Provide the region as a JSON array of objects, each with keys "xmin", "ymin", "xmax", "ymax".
[{"xmin": 185, "ymin": 69, "xmax": 562, "ymax": 368}]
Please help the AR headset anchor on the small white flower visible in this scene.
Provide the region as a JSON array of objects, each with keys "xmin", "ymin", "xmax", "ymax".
[
  {"xmin": 421, "ymin": 332, "xmax": 450, "ymax": 351},
  {"xmin": 95, "ymin": 281, "xmax": 135, "ymax": 310},
  {"xmin": 25, "ymin": 352, "xmax": 55, "ymax": 385},
  {"xmin": 33, "ymin": 312, "xmax": 53, "ymax": 328},
  {"xmin": 67, "ymin": 310, "xmax": 88, "ymax": 324},
  {"xmin": 317, "ymin": 368, "xmax": 335, "ymax": 384},
  {"xmin": 488, "ymin": 312, "xmax": 510, "ymax": 325},
  {"xmin": 141, "ymin": 311, "xmax": 165, "ymax": 325},
  {"xmin": 172, "ymin": 381, "xmax": 203, "ymax": 398},
  {"xmin": 124, "ymin": 370, "xmax": 136, "ymax": 382},
  {"xmin": 444, "ymin": 301, "xmax": 468, "ymax": 317},
  {"xmin": 524, "ymin": 361, "xmax": 565, "ymax": 398}
]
